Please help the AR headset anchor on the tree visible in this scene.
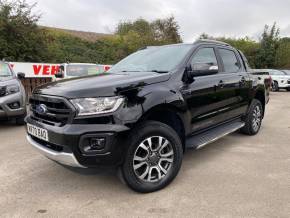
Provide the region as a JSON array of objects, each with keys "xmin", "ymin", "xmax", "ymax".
[
  {"xmin": 0, "ymin": 0, "xmax": 50, "ymax": 61},
  {"xmin": 275, "ymin": 37, "xmax": 290, "ymax": 69},
  {"xmin": 151, "ymin": 16, "xmax": 182, "ymax": 44},
  {"xmin": 255, "ymin": 23, "xmax": 280, "ymax": 68},
  {"xmin": 197, "ymin": 34, "xmax": 259, "ymax": 68},
  {"xmin": 114, "ymin": 16, "xmax": 182, "ymax": 59}
]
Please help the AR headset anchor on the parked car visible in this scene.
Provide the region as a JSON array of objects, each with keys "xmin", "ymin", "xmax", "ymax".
[
  {"xmin": 266, "ymin": 69, "xmax": 290, "ymax": 91},
  {"xmin": 0, "ymin": 61, "xmax": 27, "ymax": 124},
  {"xmin": 54, "ymin": 63, "xmax": 111, "ymax": 80},
  {"xmin": 26, "ymin": 40, "xmax": 268, "ymax": 193}
]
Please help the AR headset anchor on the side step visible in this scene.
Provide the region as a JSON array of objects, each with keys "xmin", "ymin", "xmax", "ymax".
[{"xmin": 186, "ymin": 120, "xmax": 245, "ymax": 149}]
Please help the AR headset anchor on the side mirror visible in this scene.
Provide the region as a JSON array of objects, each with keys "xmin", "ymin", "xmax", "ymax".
[
  {"xmin": 54, "ymin": 71, "xmax": 64, "ymax": 78},
  {"xmin": 183, "ymin": 64, "xmax": 218, "ymax": 83},
  {"xmin": 17, "ymin": 72, "xmax": 25, "ymax": 79},
  {"xmin": 191, "ymin": 63, "xmax": 219, "ymax": 76}
]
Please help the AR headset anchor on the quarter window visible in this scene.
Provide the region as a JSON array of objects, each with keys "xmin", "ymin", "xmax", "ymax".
[{"xmin": 219, "ymin": 49, "xmax": 240, "ymax": 73}]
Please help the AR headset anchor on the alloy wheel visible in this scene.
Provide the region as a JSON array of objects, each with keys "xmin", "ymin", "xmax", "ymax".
[
  {"xmin": 252, "ymin": 105, "xmax": 262, "ymax": 132},
  {"xmin": 133, "ymin": 136, "xmax": 174, "ymax": 183}
]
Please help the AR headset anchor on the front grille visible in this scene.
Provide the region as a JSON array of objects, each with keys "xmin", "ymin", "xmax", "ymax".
[
  {"xmin": 29, "ymin": 95, "xmax": 75, "ymax": 126},
  {"xmin": 288, "ymin": 80, "xmax": 290, "ymax": 84},
  {"xmin": 0, "ymin": 86, "xmax": 6, "ymax": 97}
]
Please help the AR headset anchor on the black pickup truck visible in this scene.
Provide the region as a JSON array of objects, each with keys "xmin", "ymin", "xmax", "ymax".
[{"xmin": 26, "ymin": 40, "xmax": 268, "ymax": 193}]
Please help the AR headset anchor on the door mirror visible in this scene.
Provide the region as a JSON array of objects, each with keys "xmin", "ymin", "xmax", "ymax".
[
  {"xmin": 183, "ymin": 64, "xmax": 219, "ymax": 83},
  {"xmin": 17, "ymin": 72, "xmax": 25, "ymax": 79},
  {"xmin": 54, "ymin": 71, "xmax": 64, "ymax": 78},
  {"xmin": 191, "ymin": 63, "xmax": 219, "ymax": 76}
]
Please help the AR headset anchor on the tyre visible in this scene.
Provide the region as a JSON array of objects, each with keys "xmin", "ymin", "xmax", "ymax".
[
  {"xmin": 287, "ymin": 88, "xmax": 290, "ymax": 92},
  {"xmin": 121, "ymin": 121, "xmax": 183, "ymax": 193},
  {"xmin": 272, "ymin": 81, "xmax": 279, "ymax": 92},
  {"xmin": 241, "ymin": 99, "xmax": 263, "ymax": 136}
]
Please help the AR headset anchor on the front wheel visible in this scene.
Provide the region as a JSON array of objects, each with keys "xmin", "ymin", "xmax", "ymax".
[
  {"xmin": 122, "ymin": 121, "xmax": 183, "ymax": 193},
  {"xmin": 241, "ymin": 99, "xmax": 263, "ymax": 136},
  {"xmin": 272, "ymin": 81, "xmax": 279, "ymax": 92}
]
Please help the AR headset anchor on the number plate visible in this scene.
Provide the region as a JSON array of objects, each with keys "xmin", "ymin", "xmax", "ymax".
[{"xmin": 27, "ymin": 124, "xmax": 49, "ymax": 142}]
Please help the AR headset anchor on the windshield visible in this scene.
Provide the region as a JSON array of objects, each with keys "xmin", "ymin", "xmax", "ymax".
[
  {"xmin": 109, "ymin": 44, "xmax": 192, "ymax": 73},
  {"xmin": 0, "ymin": 63, "xmax": 13, "ymax": 77},
  {"xmin": 269, "ymin": 70, "xmax": 287, "ymax": 76},
  {"xmin": 66, "ymin": 65, "xmax": 101, "ymax": 77},
  {"xmin": 282, "ymin": 70, "xmax": 290, "ymax": 75}
]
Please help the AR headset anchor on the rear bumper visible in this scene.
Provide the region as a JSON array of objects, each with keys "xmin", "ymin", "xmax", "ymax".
[
  {"xmin": 0, "ymin": 92, "xmax": 26, "ymax": 119},
  {"xmin": 27, "ymin": 135, "xmax": 85, "ymax": 168}
]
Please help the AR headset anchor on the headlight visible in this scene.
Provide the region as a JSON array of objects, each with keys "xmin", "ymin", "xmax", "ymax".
[
  {"xmin": 6, "ymin": 85, "xmax": 20, "ymax": 95},
  {"xmin": 70, "ymin": 97, "xmax": 124, "ymax": 116}
]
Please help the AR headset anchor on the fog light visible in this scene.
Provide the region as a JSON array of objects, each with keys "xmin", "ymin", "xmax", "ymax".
[
  {"xmin": 8, "ymin": 102, "xmax": 20, "ymax": 109},
  {"xmin": 80, "ymin": 137, "xmax": 106, "ymax": 154},
  {"xmin": 90, "ymin": 137, "xmax": 106, "ymax": 150}
]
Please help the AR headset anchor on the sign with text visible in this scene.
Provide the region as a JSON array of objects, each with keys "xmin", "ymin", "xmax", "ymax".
[{"xmin": 9, "ymin": 62, "xmax": 60, "ymax": 78}]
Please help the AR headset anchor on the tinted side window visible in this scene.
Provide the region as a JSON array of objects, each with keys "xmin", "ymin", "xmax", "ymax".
[
  {"xmin": 219, "ymin": 49, "xmax": 240, "ymax": 73},
  {"xmin": 191, "ymin": 48, "xmax": 218, "ymax": 70}
]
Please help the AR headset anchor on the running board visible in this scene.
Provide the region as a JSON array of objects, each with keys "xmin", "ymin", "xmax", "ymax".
[{"xmin": 186, "ymin": 120, "xmax": 245, "ymax": 149}]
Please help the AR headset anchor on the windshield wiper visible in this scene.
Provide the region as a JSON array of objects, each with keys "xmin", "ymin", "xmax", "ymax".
[{"xmin": 150, "ymin": 70, "xmax": 169, "ymax": 74}]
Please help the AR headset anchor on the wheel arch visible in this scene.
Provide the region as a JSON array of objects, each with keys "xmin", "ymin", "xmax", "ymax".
[
  {"xmin": 136, "ymin": 104, "xmax": 187, "ymax": 151},
  {"xmin": 253, "ymin": 89, "xmax": 266, "ymax": 117}
]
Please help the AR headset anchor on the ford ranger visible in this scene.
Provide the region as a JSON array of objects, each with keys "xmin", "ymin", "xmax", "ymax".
[{"xmin": 26, "ymin": 40, "xmax": 268, "ymax": 193}]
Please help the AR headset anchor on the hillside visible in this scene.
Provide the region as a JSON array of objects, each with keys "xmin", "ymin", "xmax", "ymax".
[{"xmin": 42, "ymin": 26, "xmax": 113, "ymax": 42}]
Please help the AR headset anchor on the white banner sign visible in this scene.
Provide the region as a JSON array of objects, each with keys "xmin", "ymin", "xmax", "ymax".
[{"xmin": 9, "ymin": 62, "xmax": 59, "ymax": 78}]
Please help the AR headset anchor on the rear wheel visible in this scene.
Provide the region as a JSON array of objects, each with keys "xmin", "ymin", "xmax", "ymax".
[
  {"xmin": 241, "ymin": 99, "xmax": 263, "ymax": 135},
  {"xmin": 121, "ymin": 121, "xmax": 183, "ymax": 193},
  {"xmin": 286, "ymin": 88, "xmax": 290, "ymax": 92}
]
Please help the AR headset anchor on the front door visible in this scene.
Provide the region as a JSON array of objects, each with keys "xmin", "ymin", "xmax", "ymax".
[{"xmin": 180, "ymin": 46, "xmax": 225, "ymax": 133}]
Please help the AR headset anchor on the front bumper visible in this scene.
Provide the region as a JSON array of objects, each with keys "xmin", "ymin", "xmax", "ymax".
[
  {"xmin": 27, "ymin": 135, "xmax": 85, "ymax": 168},
  {"xmin": 278, "ymin": 80, "xmax": 290, "ymax": 88},
  {"xmin": 0, "ymin": 92, "xmax": 26, "ymax": 119},
  {"xmin": 25, "ymin": 116, "xmax": 130, "ymax": 168}
]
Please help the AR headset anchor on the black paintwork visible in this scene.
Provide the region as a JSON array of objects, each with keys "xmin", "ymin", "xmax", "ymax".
[{"xmin": 26, "ymin": 41, "xmax": 268, "ymax": 167}]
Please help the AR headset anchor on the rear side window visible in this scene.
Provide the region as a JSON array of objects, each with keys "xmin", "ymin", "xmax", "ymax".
[{"xmin": 219, "ymin": 49, "xmax": 240, "ymax": 73}]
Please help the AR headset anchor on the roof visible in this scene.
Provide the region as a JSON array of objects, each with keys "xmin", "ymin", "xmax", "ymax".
[
  {"xmin": 139, "ymin": 40, "xmax": 231, "ymax": 51},
  {"xmin": 194, "ymin": 39, "xmax": 230, "ymax": 46}
]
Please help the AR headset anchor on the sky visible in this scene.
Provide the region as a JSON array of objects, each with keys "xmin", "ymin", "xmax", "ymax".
[{"xmin": 27, "ymin": 0, "xmax": 290, "ymax": 42}]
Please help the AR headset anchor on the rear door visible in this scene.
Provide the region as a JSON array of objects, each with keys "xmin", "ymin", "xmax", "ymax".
[{"xmin": 215, "ymin": 47, "xmax": 250, "ymax": 120}]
